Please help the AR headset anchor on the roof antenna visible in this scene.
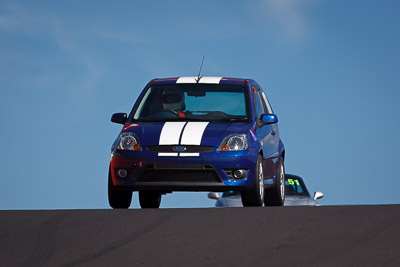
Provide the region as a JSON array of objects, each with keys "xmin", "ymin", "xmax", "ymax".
[{"xmin": 196, "ymin": 54, "xmax": 205, "ymax": 83}]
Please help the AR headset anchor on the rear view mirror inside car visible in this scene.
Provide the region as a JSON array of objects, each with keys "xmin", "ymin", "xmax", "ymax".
[{"xmin": 187, "ymin": 89, "xmax": 206, "ymax": 97}]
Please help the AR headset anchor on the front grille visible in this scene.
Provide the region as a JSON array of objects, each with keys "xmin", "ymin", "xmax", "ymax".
[
  {"xmin": 146, "ymin": 145, "xmax": 214, "ymax": 153},
  {"xmin": 139, "ymin": 169, "xmax": 222, "ymax": 183}
]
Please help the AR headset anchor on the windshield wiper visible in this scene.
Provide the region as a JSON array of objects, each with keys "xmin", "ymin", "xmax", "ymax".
[
  {"xmin": 211, "ymin": 118, "xmax": 248, "ymax": 122},
  {"xmin": 138, "ymin": 117, "xmax": 208, "ymax": 122}
]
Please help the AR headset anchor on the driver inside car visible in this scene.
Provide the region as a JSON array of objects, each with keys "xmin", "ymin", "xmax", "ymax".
[{"xmin": 161, "ymin": 88, "xmax": 186, "ymax": 117}]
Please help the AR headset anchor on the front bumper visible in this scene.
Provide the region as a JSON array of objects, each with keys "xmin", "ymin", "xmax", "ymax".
[{"xmin": 110, "ymin": 148, "xmax": 259, "ymax": 192}]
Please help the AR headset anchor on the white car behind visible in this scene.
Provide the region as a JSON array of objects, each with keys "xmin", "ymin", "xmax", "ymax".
[{"xmin": 208, "ymin": 174, "xmax": 324, "ymax": 207}]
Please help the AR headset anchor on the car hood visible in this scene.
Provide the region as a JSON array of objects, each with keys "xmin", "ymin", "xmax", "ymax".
[
  {"xmin": 216, "ymin": 196, "xmax": 243, "ymax": 208},
  {"xmin": 122, "ymin": 121, "xmax": 252, "ymax": 147}
]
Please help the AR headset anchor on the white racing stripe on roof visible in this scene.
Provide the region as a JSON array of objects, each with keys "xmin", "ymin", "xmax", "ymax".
[
  {"xmin": 176, "ymin": 77, "xmax": 197, "ymax": 83},
  {"xmin": 180, "ymin": 122, "xmax": 209, "ymax": 145},
  {"xmin": 176, "ymin": 77, "xmax": 222, "ymax": 84},
  {"xmin": 199, "ymin": 77, "xmax": 222, "ymax": 84}
]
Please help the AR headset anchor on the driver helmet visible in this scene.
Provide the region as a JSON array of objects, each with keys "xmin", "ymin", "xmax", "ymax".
[{"xmin": 161, "ymin": 88, "xmax": 185, "ymax": 112}]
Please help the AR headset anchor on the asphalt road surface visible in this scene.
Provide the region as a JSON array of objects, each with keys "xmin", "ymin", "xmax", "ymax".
[{"xmin": 1, "ymin": 205, "xmax": 399, "ymax": 267}]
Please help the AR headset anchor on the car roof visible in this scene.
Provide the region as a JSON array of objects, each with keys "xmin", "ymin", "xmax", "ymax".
[{"xmin": 150, "ymin": 76, "xmax": 248, "ymax": 86}]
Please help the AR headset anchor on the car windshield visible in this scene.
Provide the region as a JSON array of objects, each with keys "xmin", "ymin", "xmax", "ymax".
[
  {"xmin": 132, "ymin": 84, "xmax": 249, "ymax": 122},
  {"xmin": 284, "ymin": 176, "xmax": 310, "ymax": 197}
]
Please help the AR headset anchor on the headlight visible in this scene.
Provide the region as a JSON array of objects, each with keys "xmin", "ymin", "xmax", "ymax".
[
  {"xmin": 118, "ymin": 133, "xmax": 142, "ymax": 151},
  {"xmin": 218, "ymin": 134, "xmax": 248, "ymax": 152}
]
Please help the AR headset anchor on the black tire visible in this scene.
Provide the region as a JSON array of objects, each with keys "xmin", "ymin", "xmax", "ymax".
[
  {"xmin": 241, "ymin": 154, "xmax": 265, "ymax": 207},
  {"xmin": 108, "ymin": 172, "xmax": 132, "ymax": 209},
  {"xmin": 139, "ymin": 191, "xmax": 162, "ymax": 209},
  {"xmin": 264, "ymin": 158, "xmax": 285, "ymax": 206}
]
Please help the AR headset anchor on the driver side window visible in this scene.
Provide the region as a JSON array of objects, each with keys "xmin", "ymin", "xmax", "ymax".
[
  {"xmin": 261, "ymin": 91, "xmax": 273, "ymax": 114},
  {"xmin": 255, "ymin": 90, "xmax": 267, "ymax": 118}
]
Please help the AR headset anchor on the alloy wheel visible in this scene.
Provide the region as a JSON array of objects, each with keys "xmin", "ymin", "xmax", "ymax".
[{"xmin": 259, "ymin": 161, "xmax": 264, "ymax": 203}]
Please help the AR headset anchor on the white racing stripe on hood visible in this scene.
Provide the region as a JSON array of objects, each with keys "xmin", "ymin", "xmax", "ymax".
[
  {"xmin": 181, "ymin": 122, "xmax": 209, "ymax": 145},
  {"xmin": 159, "ymin": 122, "xmax": 186, "ymax": 145},
  {"xmin": 180, "ymin": 122, "xmax": 209, "ymax": 156},
  {"xmin": 158, "ymin": 121, "xmax": 209, "ymax": 157}
]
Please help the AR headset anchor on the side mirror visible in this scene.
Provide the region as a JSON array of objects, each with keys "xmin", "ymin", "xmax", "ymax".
[
  {"xmin": 313, "ymin": 191, "xmax": 324, "ymax": 200},
  {"xmin": 111, "ymin": 113, "xmax": 127, "ymax": 124},
  {"xmin": 207, "ymin": 192, "xmax": 220, "ymax": 200},
  {"xmin": 261, "ymin": 114, "xmax": 278, "ymax": 125}
]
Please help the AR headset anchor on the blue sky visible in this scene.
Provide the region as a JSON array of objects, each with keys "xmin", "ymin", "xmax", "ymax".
[{"xmin": 1, "ymin": 0, "xmax": 399, "ymax": 209}]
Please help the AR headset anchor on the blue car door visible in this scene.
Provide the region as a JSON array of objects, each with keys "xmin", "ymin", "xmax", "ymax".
[{"xmin": 252, "ymin": 83, "xmax": 280, "ymax": 180}]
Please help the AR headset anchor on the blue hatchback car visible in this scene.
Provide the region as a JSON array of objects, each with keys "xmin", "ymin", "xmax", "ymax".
[{"xmin": 109, "ymin": 76, "xmax": 285, "ymax": 208}]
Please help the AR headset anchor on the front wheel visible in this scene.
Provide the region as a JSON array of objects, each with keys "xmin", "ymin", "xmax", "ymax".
[
  {"xmin": 108, "ymin": 172, "xmax": 132, "ymax": 209},
  {"xmin": 139, "ymin": 191, "xmax": 162, "ymax": 209},
  {"xmin": 264, "ymin": 158, "xmax": 285, "ymax": 206},
  {"xmin": 241, "ymin": 154, "xmax": 264, "ymax": 207}
]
